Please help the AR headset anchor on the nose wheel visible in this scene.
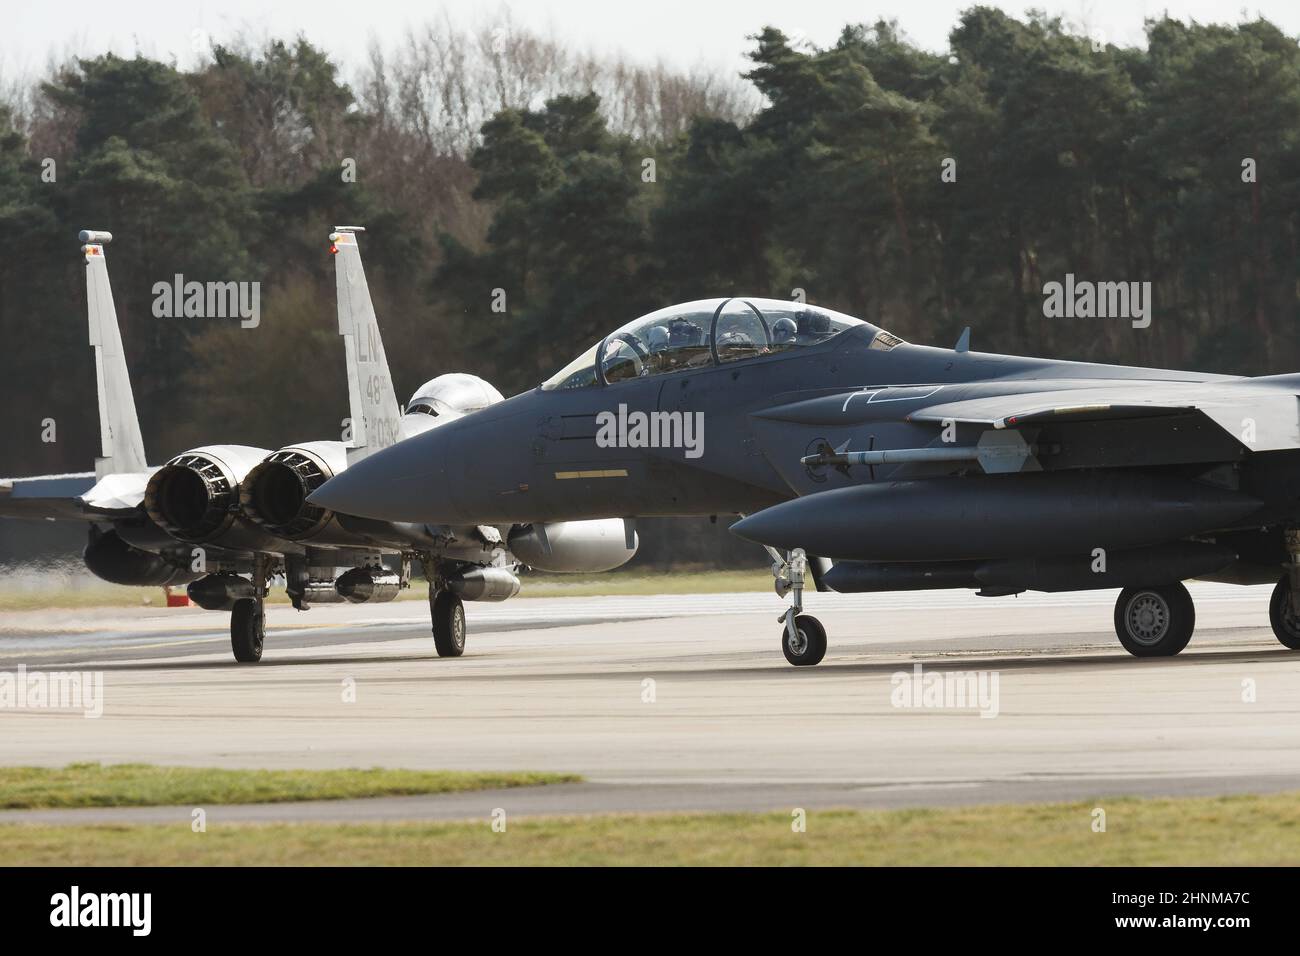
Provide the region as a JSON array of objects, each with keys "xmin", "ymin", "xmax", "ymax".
[
  {"xmin": 768, "ymin": 546, "xmax": 827, "ymax": 666},
  {"xmin": 782, "ymin": 613, "xmax": 827, "ymax": 666}
]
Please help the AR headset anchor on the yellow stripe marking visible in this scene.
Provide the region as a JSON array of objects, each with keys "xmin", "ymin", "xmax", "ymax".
[{"xmin": 554, "ymin": 469, "xmax": 629, "ymax": 480}]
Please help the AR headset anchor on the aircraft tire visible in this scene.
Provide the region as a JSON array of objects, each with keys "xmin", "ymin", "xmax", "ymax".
[
  {"xmin": 1114, "ymin": 583, "xmax": 1194, "ymax": 657},
  {"xmin": 1268, "ymin": 576, "xmax": 1300, "ymax": 649},
  {"xmin": 782, "ymin": 614, "xmax": 827, "ymax": 666},
  {"xmin": 230, "ymin": 598, "xmax": 265, "ymax": 663},
  {"xmin": 432, "ymin": 590, "xmax": 467, "ymax": 658}
]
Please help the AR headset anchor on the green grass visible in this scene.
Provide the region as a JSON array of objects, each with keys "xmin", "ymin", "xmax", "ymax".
[
  {"xmin": 3, "ymin": 792, "xmax": 1299, "ymax": 865},
  {"xmin": 0, "ymin": 569, "xmax": 771, "ymax": 611},
  {"xmin": 0, "ymin": 763, "xmax": 580, "ymax": 809}
]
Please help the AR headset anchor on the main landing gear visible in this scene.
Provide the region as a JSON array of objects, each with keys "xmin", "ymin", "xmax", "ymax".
[
  {"xmin": 1112, "ymin": 582, "xmax": 1195, "ymax": 657},
  {"xmin": 231, "ymin": 554, "xmax": 271, "ymax": 663},
  {"xmin": 1268, "ymin": 577, "xmax": 1300, "ymax": 649},
  {"xmin": 769, "ymin": 547, "xmax": 826, "ymax": 666},
  {"xmin": 422, "ymin": 556, "xmax": 467, "ymax": 658},
  {"xmin": 1268, "ymin": 531, "xmax": 1300, "ymax": 650}
]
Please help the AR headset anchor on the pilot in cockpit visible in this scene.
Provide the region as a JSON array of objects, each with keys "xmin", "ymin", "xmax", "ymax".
[
  {"xmin": 772, "ymin": 316, "xmax": 797, "ymax": 346},
  {"xmin": 794, "ymin": 308, "xmax": 832, "ymax": 339},
  {"xmin": 667, "ymin": 317, "xmax": 704, "ymax": 348}
]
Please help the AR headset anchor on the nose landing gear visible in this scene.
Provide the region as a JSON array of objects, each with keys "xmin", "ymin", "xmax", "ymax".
[{"xmin": 768, "ymin": 547, "xmax": 826, "ymax": 666}]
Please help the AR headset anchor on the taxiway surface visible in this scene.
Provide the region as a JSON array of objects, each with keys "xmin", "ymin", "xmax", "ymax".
[{"xmin": 2, "ymin": 584, "xmax": 1298, "ymax": 820}]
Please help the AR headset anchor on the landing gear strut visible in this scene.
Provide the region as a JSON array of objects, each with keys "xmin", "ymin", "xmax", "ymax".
[
  {"xmin": 1113, "ymin": 582, "xmax": 1195, "ymax": 657},
  {"xmin": 422, "ymin": 555, "xmax": 467, "ymax": 658},
  {"xmin": 231, "ymin": 554, "xmax": 270, "ymax": 663},
  {"xmin": 768, "ymin": 546, "xmax": 826, "ymax": 666}
]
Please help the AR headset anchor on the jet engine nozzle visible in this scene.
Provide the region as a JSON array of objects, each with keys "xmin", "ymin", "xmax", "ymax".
[
  {"xmin": 144, "ymin": 444, "xmax": 273, "ymax": 544},
  {"xmin": 241, "ymin": 449, "xmax": 335, "ymax": 540},
  {"xmin": 145, "ymin": 455, "xmax": 239, "ymax": 542}
]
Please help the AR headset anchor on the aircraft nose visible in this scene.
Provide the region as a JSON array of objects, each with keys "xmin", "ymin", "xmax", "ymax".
[
  {"xmin": 309, "ymin": 428, "xmax": 454, "ymax": 523},
  {"xmin": 729, "ymin": 506, "xmax": 800, "ymax": 550}
]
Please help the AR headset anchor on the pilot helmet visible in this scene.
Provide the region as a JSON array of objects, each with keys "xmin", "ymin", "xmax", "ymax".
[
  {"xmin": 772, "ymin": 317, "xmax": 797, "ymax": 343},
  {"xmin": 796, "ymin": 309, "xmax": 831, "ymax": 336},
  {"xmin": 645, "ymin": 325, "xmax": 669, "ymax": 353},
  {"xmin": 668, "ymin": 318, "xmax": 703, "ymax": 347}
]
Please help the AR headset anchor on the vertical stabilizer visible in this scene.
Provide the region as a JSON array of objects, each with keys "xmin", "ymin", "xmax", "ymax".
[
  {"xmin": 81, "ymin": 230, "xmax": 148, "ymax": 479},
  {"xmin": 332, "ymin": 227, "xmax": 402, "ymax": 466}
]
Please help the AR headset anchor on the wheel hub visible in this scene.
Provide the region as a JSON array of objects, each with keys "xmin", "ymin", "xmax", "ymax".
[
  {"xmin": 1126, "ymin": 593, "xmax": 1170, "ymax": 645},
  {"xmin": 787, "ymin": 627, "xmax": 808, "ymax": 656}
]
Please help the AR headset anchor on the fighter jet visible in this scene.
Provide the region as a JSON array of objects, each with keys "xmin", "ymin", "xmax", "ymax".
[
  {"xmin": 1, "ymin": 230, "xmax": 637, "ymax": 663},
  {"xmin": 310, "ymin": 296, "xmax": 1300, "ymax": 665}
]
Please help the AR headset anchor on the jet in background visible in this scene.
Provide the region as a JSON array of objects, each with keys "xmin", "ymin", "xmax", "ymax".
[
  {"xmin": 311, "ymin": 296, "xmax": 1300, "ymax": 666},
  {"xmin": 0, "ymin": 230, "xmax": 636, "ymax": 663}
]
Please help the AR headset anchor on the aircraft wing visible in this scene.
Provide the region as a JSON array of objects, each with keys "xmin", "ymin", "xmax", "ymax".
[
  {"xmin": 0, "ymin": 473, "xmax": 98, "ymax": 520},
  {"xmin": 0, "ymin": 471, "xmax": 152, "ymax": 520},
  {"xmin": 904, "ymin": 380, "xmax": 1300, "ymax": 451},
  {"xmin": 748, "ymin": 376, "xmax": 1300, "ymax": 493}
]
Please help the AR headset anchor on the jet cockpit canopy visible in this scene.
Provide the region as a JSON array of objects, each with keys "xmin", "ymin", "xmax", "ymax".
[{"xmin": 541, "ymin": 297, "xmax": 896, "ymax": 390}]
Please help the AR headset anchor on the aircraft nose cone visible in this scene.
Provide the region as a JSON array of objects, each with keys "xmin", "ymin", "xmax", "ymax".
[
  {"xmin": 309, "ymin": 431, "xmax": 452, "ymax": 523},
  {"xmin": 730, "ymin": 504, "xmax": 803, "ymax": 550}
]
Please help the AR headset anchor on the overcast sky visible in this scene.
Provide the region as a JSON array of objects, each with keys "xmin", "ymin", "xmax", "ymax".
[{"xmin": 5, "ymin": 1, "xmax": 1297, "ymax": 80}]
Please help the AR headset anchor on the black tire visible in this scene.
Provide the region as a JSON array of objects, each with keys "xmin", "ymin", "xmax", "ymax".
[
  {"xmin": 1113, "ymin": 583, "xmax": 1194, "ymax": 657},
  {"xmin": 432, "ymin": 590, "xmax": 467, "ymax": 658},
  {"xmin": 782, "ymin": 614, "xmax": 827, "ymax": 666},
  {"xmin": 230, "ymin": 598, "xmax": 264, "ymax": 663},
  {"xmin": 1268, "ymin": 576, "xmax": 1300, "ymax": 649}
]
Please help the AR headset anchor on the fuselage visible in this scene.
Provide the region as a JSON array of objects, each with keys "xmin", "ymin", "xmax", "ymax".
[{"xmin": 315, "ymin": 321, "xmax": 1275, "ymax": 528}]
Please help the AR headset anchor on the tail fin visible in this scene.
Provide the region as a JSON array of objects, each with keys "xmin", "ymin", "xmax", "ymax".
[
  {"xmin": 331, "ymin": 227, "xmax": 402, "ymax": 465},
  {"xmin": 81, "ymin": 230, "xmax": 148, "ymax": 479}
]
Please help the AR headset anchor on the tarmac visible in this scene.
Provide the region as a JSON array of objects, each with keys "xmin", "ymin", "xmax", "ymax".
[{"xmin": 2, "ymin": 583, "xmax": 1298, "ymax": 821}]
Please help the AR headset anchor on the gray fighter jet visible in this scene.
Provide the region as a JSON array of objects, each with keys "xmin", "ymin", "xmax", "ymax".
[
  {"xmin": 1, "ymin": 231, "xmax": 636, "ymax": 663},
  {"xmin": 310, "ymin": 296, "xmax": 1300, "ymax": 665}
]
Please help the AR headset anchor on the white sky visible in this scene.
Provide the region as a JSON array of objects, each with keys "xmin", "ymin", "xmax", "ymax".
[{"xmin": 4, "ymin": 1, "xmax": 1296, "ymax": 81}]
